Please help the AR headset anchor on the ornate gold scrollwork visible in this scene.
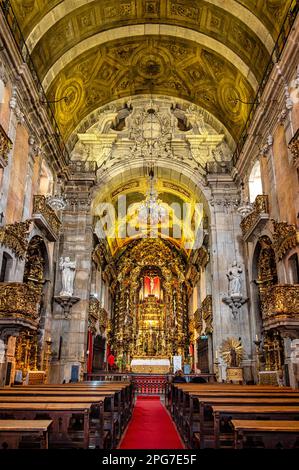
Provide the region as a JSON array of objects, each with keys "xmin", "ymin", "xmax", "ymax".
[
  {"xmin": 110, "ymin": 238, "xmax": 189, "ymax": 365},
  {"xmin": 288, "ymin": 131, "xmax": 299, "ymax": 166},
  {"xmin": 221, "ymin": 337, "xmax": 243, "ymax": 367},
  {"xmin": 15, "ymin": 330, "xmax": 39, "ymax": 379},
  {"xmin": 272, "ymin": 220, "xmax": 298, "ymax": 260},
  {"xmin": 194, "ymin": 308, "xmax": 203, "ymax": 333},
  {"xmin": 197, "ymin": 246, "xmax": 210, "ymax": 269},
  {"xmin": 88, "ymin": 296, "xmax": 100, "ymax": 334},
  {"xmin": 261, "ymin": 284, "xmax": 299, "ymax": 321},
  {"xmin": 88, "ymin": 296, "xmax": 109, "ymax": 334},
  {"xmin": 263, "ymin": 331, "xmax": 284, "ymax": 372},
  {"xmin": 0, "ymin": 220, "xmax": 31, "ymax": 259},
  {"xmin": 32, "ymin": 195, "xmax": 61, "ymax": 240},
  {"xmin": 202, "ymin": 295, "xmax": 213, "ymax": 334},
  {"xmin": 0, "ymin": 282, "xmax": 41, "ymax": 324},
  {"xmin": 0, "ymin": 123, "xmax": 12, "ymax": 167}
]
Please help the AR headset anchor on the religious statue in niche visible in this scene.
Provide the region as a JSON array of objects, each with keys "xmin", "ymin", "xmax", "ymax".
[
  {"xmin": 59, "ymin": 257, "xmax": 76, "ymax": 297},
  {"xmin": 150, "ymin": 277, "xmax": 155, "ymax": 295},
  {"xmin": 227, "ymin": 261, "xmax": 243, "ymax": 296},
  {"xmin": 222, "ymin": 261, "xmax": 247, "ymax": 319}
]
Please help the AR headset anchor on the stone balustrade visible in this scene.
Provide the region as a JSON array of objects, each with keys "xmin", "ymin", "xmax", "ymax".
[
  {"xmin": 0, "ymin": 282, "xmax": 41, "ymax": 330},
  {"xmin": 0, "ymin": 123, "xmax": 12, "ymax": 168},
  {"xmin": 262, "ymin": 284, "xmax": 299, "ymax": 331},
  {"xmin": 240, "ymin": 195, "xmax": 269, "ymax": 242},
  {"xmin": 68, "ymin": 160, "xmax": 97, "ymax": 182},
  {"xmin": 32, "ymin": 195, "xmax": 61, "ymax": 241}
]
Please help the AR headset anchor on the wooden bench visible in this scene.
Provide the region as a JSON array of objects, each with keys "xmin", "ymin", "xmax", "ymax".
[
  {"xmin": 232, "ymin": 420, "xmax": 299, "ymax": 449},
  {"xmin": 0, "ymin": 381, "xmax": 136, "ymax": 448},
  {"xmin": 212, "ymin": 405, "xmax": 299, "ymax": 448},
  {"xmin": 0, "ymin": 420, "xmax": 52, "ymax": 449},
  {"xmin": 173, "ymin": 388, "xmax": 299, "ymax": 442},
  {"xmin": 0, "ymin": 403, "xmax": 94, "ymax": 448},
  {"xmin": 0, "ymin": 387, "xmax": 129, "ymax": 442},
  {"xmin": 192, "ymin": 396, "xmax": 299, "ymax": 449}
]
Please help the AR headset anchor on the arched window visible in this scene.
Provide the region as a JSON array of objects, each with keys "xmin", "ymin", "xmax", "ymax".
[
  {"xmin": 0, "ymin": 252, "xmax": 13, "ymax": 282},
  {"xmin": 288, "ymin": 253, "xmax": 299, "ymax": 284},
  {"xmin": 248, "ymin": 160, "xmax": 263, "ymax": 203},
  {"xmin": 0, "ymin": 79, "xmax": 4, "ymax": 105},
  {"xmin": 38, "ymin": 160, "xmax": 53, "ymax": 196}
]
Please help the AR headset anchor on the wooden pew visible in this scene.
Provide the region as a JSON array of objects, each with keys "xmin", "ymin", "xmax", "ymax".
[
  {"xmin": 232, "ymin": 420, "xmax": 299, "ymax": 449},
  {"xmin": 170, "ymin": 383, "xmax": 297, "ymax": 416},
  {"xmin": 172, "ymin": 387, "xmax": 299, "ymax": 438},
  {"xmin": 0, "ymin": 420, "xmax": 52, "ymax": 449},
  {"xmin": 0, "ymin": 386, "xmax": 131, "ymax": 439},
  {"xmin": 8, "ymin": 382, "xmax": 134, "ymax": 425},
  {"xmin": 192, "ymin": 396, "xmax": 299, "ymax": 449},
  {"xmin": 212, "ymin": 405, "xmax": 299, "ymax": 448},
  {"xmin": 0, "ymin": 382, "xmax": 134, "ymax": 446},
  {"xmin": 0, "ymin": 391, "xmax": 122, "ymax": 447},
  {"xmin": 0, "ymin": 403, "xmax": 94, "ymax": 448}
]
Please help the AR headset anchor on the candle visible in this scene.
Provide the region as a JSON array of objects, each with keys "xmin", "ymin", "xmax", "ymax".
[
  {"xmin": 255, "ymin": 334, "xmax": 259, "ymax": 342},
  {"xmin": 215, "ymin": 350, "xmax": 218, "ymax": 359}
]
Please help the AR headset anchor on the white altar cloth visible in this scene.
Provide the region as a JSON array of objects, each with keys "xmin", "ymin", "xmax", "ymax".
[{"xmin": 131, "ymin": 357, "xmax": 170, "ymax": 373}]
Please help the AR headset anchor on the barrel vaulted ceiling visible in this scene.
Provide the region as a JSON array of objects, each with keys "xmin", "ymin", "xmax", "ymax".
[{"xmin": 11, "ymin": 0, "xmax": 292, "ymax": 144}]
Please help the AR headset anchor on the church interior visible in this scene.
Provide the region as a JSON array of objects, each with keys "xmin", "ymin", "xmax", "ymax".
[{"xmin": 0, "ymin": 0, "xmax": 299, "ymax": 451}]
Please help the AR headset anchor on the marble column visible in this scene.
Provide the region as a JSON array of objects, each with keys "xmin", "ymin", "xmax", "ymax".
[
  {"xmin": 50, "ymin": 182, "xmax": 94, "ymax": 383},
  {"xmin": 207, "ymin": 173, "xmax": 254, "ymax": 382}
]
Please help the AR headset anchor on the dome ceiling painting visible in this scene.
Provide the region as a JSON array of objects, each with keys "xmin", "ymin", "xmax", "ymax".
[{"xmin": 10, "ymin": 0, "xmax": 292, "ymax": 144}]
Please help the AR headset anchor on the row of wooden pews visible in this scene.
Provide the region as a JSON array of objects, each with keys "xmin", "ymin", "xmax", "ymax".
[
  {"xmin": 0, "ymin": 381, "xmax": 133, "ymax": 449},
  {"xmin": 169, "ymin": 383, "xmax": 299, "ymax": 449}
]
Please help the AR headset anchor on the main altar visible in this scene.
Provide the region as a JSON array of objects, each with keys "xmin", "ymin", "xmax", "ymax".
[
  {"xmin": 108, "ymin": 240, "xmax": 190, "ymax": 372},
  {"xmin": 131, "ymin": 356, "xmax": 171, "ymax": 374}
]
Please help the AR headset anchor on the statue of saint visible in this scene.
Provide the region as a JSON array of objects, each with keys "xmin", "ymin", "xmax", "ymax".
[
  {"xmin": 229, "ymin": 347, "xmax": 238, "ymax": 367},
  {"xmin": 59, "ymin": 256, "xmax": 76, "ymax": 297},
  {"xmin": 227, "ymin": 261, "xmax": 243, "ymax": 296},
  {"xmin": 150, "ymin": 277, "xmax": 154, "ymax": 295}
]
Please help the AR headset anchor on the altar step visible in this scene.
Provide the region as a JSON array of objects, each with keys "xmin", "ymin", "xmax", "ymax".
[{"xmin": 132, "ymin": 375, "xmax": 168, "ymax": 395}]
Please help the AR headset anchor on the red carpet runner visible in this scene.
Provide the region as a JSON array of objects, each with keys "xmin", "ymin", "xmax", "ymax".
[{"xmin": 119, "ymin": 396, "xmax": 185, "ymax": 449}]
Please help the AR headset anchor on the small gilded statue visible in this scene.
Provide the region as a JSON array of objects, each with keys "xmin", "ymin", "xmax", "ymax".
[{"xmin": 221, "ymin": 338, "xmax": 243, "ymax": 368}]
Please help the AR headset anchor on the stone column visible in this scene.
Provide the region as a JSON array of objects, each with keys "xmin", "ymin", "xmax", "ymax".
[
  {"xmin": 207, "ymin": 173, "xmax": 253, "ymax": 382},
  {"xmin": 50, "ymin": 178, "xmax": 95, "ymax": 383}
]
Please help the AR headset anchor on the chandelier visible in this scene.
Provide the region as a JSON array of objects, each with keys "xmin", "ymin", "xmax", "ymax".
[{"xmin": 138, "ymin": 168, "xmax": 167, "ymax": 225}]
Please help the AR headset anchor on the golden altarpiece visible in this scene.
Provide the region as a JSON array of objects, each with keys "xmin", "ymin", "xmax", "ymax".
[{"xmin": 105, "ymin": 238, "xmax": 190, "ymax": 373}]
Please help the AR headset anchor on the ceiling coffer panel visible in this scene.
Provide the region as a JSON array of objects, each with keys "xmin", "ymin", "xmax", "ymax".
[{"xmin": 47, "ymin": 35, "xmax": 255, "ymax": 142}]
